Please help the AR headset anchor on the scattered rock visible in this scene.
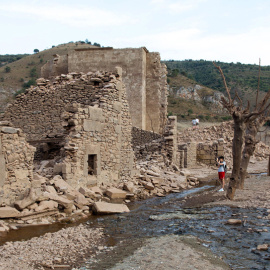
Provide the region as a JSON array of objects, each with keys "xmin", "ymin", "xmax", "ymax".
[
  {"xmin": 0, "ymin": 206, "xmax": 20, "ymax": 218},
  {"xmin": 227, "ymin": 219, "xmax": 242, "ymax": 225},
  {"xmin": 257, "ymin": 244, "xmax": 269, "ymax": 251},
  {"xmin": 106, "ymin": 188, "xmax": 127, "ymax": 199},
  {"xmin": 93, "ymin": 202, "xmax": 130, "ymax": 214}
]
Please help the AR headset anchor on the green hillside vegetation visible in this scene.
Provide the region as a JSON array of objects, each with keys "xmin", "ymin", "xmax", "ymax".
[
  {"xmin": 164, "ymin": 60, "xmax": 270, "ymax": 107},
  {"xmin": 0, "ymin": 41, "xmax": 99, "ymax": 93},
  {"xmin": 0, "ymin": 54, "xmax": 30, "ymax": 67},
  {"xmin": 167, "ymin": 72, "xmax": 230, "ymax": 122}
]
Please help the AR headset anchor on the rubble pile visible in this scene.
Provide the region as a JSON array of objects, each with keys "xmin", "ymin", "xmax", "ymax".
[{"xmin": 0, "ymin": 162, "xmax": 196, "ymax": 232}]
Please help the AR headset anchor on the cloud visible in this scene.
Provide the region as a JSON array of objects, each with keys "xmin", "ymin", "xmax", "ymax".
[
  {"xmin": 150, "ymin": 0, "xmax": 206, "ymax": 13},
  {"xmin": 0, "ymin": 3, "xmax": 129, "ymax": 27},
  {"xmin": 113, "ymin": 26, "xmax": 270, "ymax": 64}
]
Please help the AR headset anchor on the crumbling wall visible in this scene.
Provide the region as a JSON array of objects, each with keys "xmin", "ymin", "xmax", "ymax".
[
  {"xmin": 131, "ymin": 127, "xmax": 163, "ymax": 147},
  {"xmin": 160, "ymin": 63, "xmax": 168, "ymax": 133},
  {"xmin": 177, "ymin": 141, "xmax": 197, "ymax": 169},
  {"xmin": 146, "ymin": 53, "xmax": 162, "ymax": 133},
  {"xmin": 3, "ymin": 69, "xmax": 136, "ymax": 189},
  {"xmin": 164, "ymin": 116, "xmax": 177, "ymax": 165},
  {"xmin": 41, "ymin": 47, "xmax": 168, "ymax": 134},
  {"xmin": 197, "ymin": 139, "xmax": 224, "ymax": 165},
  {"xmin": 68, "ymin": 48, "xmax": 147, "ymax": 131},
  {"xmin": 41, "ymin": 54, "xmax": 68, "ymax": 79},
  {"xmin": 2, "ymin": 71, "xmax": 119, "ymax": 141},
  {"xmin": 0, "ymin": 122, "xmax": 35, "ymax": 205}
]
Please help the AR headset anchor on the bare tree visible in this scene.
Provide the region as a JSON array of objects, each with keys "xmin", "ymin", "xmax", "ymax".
[{"xmin": 213, "ymin": 61, "xmax": 270, "ymax": 200}]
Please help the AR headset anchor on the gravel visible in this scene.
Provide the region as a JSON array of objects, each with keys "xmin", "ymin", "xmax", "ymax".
[{"xmin": 0, "ymin": 224, "xmax": 103, "ymax": 270}]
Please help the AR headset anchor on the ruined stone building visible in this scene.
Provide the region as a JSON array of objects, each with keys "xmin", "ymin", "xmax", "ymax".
[
  {"xmin": 1, "ymin": 69, "xmax": 138, "ymax": 204},
  {"xmin": 41, "ymin": 47, "xmax": 168, "ymax": 134},
  {"xmin": 0, "ymin": 46, "xmax": 213, "ymax": 208}
]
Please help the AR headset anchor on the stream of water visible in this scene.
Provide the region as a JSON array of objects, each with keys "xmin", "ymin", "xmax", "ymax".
[{"xmin": 0, "ymin": 184, "xmax": 270, "ymax": 269}]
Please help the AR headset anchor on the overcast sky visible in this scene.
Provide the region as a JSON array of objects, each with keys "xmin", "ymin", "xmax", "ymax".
[{"xmin": 1, "ymin": 0, "xmax": 270, "ymax": 64}]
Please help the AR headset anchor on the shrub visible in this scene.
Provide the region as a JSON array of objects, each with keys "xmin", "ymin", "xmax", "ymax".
[
  {"xmin": 168, "ymin": 111, "xmax": 173, "ymax": 116},
  {"xmin": 19, "ymin": 78, "xmax": 24, "ymax": 82},
  {"xmin": 33, "ymin": 49, "xmax": 39, "ymax": 53},
  {"xmin": 198, "ymin": 115, "xmax": 204, "ymax": 120},
  {"xmin": 30, "ymin": 67, "xmax": 37, "ymax": 78},
  {"xmin": 205, "ymin": 115, "xmax": 210, "ymax": 120},
  {"xmin": 221, "ymin": 116, "xmax": 232, "ymax": 121},
  {"xmin": 5, "ymin": 66, "xmax": 11, "ymax": 73},
  {"xmin": 0, "ymin": 77, "xmax": 4, "ymax": 82},
  {"xmin": 22, "ymin": 78, "xmax": 36, "ymax": 89},
  {"xmin": 187, "ymin": 109, "xmax": 193, "ymax": 115}
]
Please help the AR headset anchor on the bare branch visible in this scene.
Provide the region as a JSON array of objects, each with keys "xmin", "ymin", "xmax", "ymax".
[
  {"xmin": 246, "ymin": 102, "xmax": 270, "ymax": 122},
  {"xmin": 257, "ymin": 90, "xmax": 270, "ymax": 112},
  {"xmin": 235, "ymin": 90, "xmax": 243, "ymax": 108},
  {"xmin": 255, "ymin": 58, "xmax": 261, "ymax": 110},
  {"xmin": 213, "ymin": 62, "xmax": 233, "ymax": 105},
  {"xmin": 244, "ymin": 100, "xmax": 250, "ymax": 114}
]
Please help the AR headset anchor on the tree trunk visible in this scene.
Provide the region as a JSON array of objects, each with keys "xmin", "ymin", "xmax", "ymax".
[
  {"xmin": 239, "ymin": 120, "xmax": 264, "ymax": 189},
  {"xmin": 268, "ymin": 155, "xmax": 270, "ymax": 176},
  {"xmin": 227, "ymin": 115, "xmax": 245, "ymax": 200}
]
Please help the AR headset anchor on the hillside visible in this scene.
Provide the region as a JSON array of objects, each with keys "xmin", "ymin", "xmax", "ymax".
[
  {"xmin": 0, "ymin": 42, "xmax": 99, "ymax": 112},
  {"xmin": 164, "ymin": 60, "xmax": 270, "ymax": 107},
  {"xmin": 167, "ymin": 73, "xmax": 230, "ymax": 122}
]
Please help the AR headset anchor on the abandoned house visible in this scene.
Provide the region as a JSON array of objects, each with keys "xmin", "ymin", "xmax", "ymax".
[
  {"xmin": 41, "ymin": 47, "xmax": 168, "ymax": 134},
  {"xmin": 0, "ymin": 46, "xmax": 223, "ymax": 207}
]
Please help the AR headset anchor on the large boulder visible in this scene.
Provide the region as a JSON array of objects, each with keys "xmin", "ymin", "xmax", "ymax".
[
  {"xmin": 35, "ymin": 201, "xmax": 58, "ymax": 212},
  {"xmin": 14, "ymin": 189, "xmax": 37, "ymax": 211},
  {"xmin": 92, "ymin": 202, "xmax": 130, "ymax": 214},
  {"xmin": 0, "ymin": 207, "xmax": 20, "ymax": 218},
  {"xmin": 44, "ymin": 192, "xmax": 73, "ymax": 209}
]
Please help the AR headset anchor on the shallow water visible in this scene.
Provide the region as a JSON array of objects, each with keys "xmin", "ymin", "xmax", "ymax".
[
  {"xmin": 1, "ymin": 184, "xmax": 270, "ymax": 270},
  {"xmin": 83, "ymin": 185, "xmax": 270, "ymax": 270}
]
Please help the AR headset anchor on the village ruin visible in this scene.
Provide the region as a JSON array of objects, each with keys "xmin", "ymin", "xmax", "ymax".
[{"xmin": 0, "ymin": 46, "xmax": 251, "ymax": 222}]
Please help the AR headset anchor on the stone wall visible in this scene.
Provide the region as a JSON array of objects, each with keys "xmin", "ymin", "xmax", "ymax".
[
  {"xmin": 2, "ymin": 69, "xmax": 136, "ymax": 189},
  {"xmin": 0, "ymin": 122, "xmax": 35, "ymax": 205},
  {"xmin": 2, "ymin": 71, "xmax": 121, "ymax": 141},
  {"xmin": 177, "ymin": 142, "xmax": 197, "ymax": 169},
  {"xmin": 164, "ymin": 116, "xmax": 177, "ymax": 164},
  {"xmin": 41, "ymin": 47, "xmax": 168, "ymax": 134},
  {"xmin": 131, "ymin": 127, "xmax": 163, "ymax": 148},
  {"xmin": 197, "ymin": 139, "xmax": 224, "ymax": 165},
  {"xmin": 41, "ymin": 54, "xmax": 68, "ymax": 79},
  {"xmin": 59, "ymin": 80, "xmax": 135, "ymax": 188}
]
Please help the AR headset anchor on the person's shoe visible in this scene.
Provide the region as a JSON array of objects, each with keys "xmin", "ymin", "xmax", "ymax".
[{"xmin": 218, "ymin": 188, "xmax": 224, "ymax": 192}]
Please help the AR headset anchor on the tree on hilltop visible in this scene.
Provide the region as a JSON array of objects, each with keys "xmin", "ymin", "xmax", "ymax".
[
  {"xmin": 213, "ymin": 60, "xmax": 270, "ymax": 200},
  {"xmin": 33, "ymin": 49, "xmax": 39, "ymax": 54}
]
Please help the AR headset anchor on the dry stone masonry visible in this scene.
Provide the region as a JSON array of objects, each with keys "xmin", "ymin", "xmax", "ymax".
[
  {"xmin": 41, "ymin": 47, "xmax": 168, "ymax": 133},
  {"xmin": 3, "ymin": 69, "xmax": 136, "ymax": 190},
  {"xmin": 0, "ymin": 122, "xmax": 35, "ymax": 206}
]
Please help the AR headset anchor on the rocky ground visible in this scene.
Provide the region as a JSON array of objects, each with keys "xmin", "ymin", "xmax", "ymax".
[
  {"xmin": 0, "ymin": 224, "xmax": 104, "ymax": 270},
  {"xmin": 108, "ymin": 235, "xmax": 230, "ymax": 270},
  {"xmin": 0, "ymin": 161, "xmax": 269, "ymax": 270}
]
